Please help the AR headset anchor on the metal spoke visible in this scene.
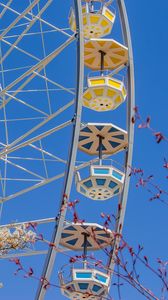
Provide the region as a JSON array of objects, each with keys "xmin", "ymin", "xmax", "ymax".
[
  {"xmin": 6, "ymin": 99, "xmax": 74, "ymax": 148},
  {"xmin": 39, "ymin": 140, "xmax": 49, "ymax": 179},
  {"xmin": 29, "ymin": 144, "xmax": 67, "ymax": 164},
  {"xmin": 8, "ymin": 88, "xmax": 75, "ymax": 93},
  {"xmin": 0, "ymin": 120, "xmax": 72, "ymax": 158},
  {"xmin": 0, "ymin": 250, "xmax": 48, "ymax": 259},
  {"xmin": 0, "ymin": 22, "xmax": 31, "ymax": 33},
  {"xmin": 5, "ymin": 92, "xmax": 49, "ymax": 116},
  {"xmin": 0, "ymin": 178, "xmax": 41, "ymax": 182},
  {"xmin": 0, "ymin": 35, "xmax": 76, "ymax": 109},
  {"xmin": 0, "ymin": 172, "xmax": 65, "ymax": 203},
  {"xmin": 37, "ymin": 2, "xmax": 52, "ymax": 115},
  {"xmin": 0, "ymin": 0, "xmax": 13, "ymax": 18},
  {"xmin": 1, "ymin": 157, "xmax": 45, "ymax": 180},
  {"xmin": 0, "ymin": 2, "xmax": 72, "ymax": 38},
  {"xmin": 4, "ymin": 28, "xmax": 71, "ymax": 39},
  {"xmin": 0, "ymin": 117, "xmax": 46, "ymax": 122},
  {"xmin": 0, "ymin": 0, "xmax": 40, "ymax": 39},
  {"xmin": 33, "ymin": 72, "xmax": 76, "ymax": 96},
  {"xmin": 0, "ymin": 1, "xmax": 52, "ymax": 64},
  {"xmin": 0, "ymin": 217, "xmax": 55, "ymax": 228},
  {"xmin": 2, "ymin": 38, "xmax": 41, "ymax": 62},
  {"xmin": 8, "ymin": 156, "xmax": 64, "ymax": 163},
  {"xmin": 0, "ymin": 65, "xmax": 34, "ymax": 74}
]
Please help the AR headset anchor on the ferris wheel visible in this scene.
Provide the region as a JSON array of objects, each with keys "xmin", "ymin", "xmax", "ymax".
[{"xmin": 0, "ymin": 0, "xmax": 134, "ymax": 299}]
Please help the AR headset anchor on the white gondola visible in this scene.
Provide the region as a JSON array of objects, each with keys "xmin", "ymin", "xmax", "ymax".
[
  {"xmin": 76, "ymin": 165, "xmax": 124, "ymax": 200},
  {"xmin": 60, "ymin": 268, "xmax": 110, "ymax": 300}
]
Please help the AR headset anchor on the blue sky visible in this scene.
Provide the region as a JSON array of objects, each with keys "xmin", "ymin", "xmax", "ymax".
[{"xmin": 0, "ymin": 0, "xmax": 168, "ymax": 299}]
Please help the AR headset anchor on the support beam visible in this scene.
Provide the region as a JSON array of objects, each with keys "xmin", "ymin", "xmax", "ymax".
[
  {"xmin": 0, "ymin": 0, "xmax": 40, "ymax": 39},
  {"xmin": 8, "ymin": 100, "xmax": 74, "ymax": 149},
  {"xmin": 0, "ymin": 35, "xmax": 75, "ymax": 109},
  {"xmin": 29, "ymin": 144, "xmax": 67, "ymax": 164},
  {"xmin": 0, "ymin": 0, "xmax": 52, "ymax": 64},
  {"xmin": 0, "ymin": 0, "xmax": 13, "ymax": 18},
  {"xmin": 0, "ymin": 120, "xmax": 72, "ymax": 158},
  {"xmin": 107, "ymin": 0, "xmax": 135, "ymax": 275},
  {"xmin": 0, "ymin": 172, "xmax": 65, "ymax": 203},
  {"xmin": 1, "ymin": 157, "xmax": 45, "ymax": 180},
  {"xmin": 0, "ymin": 2, "xmax": 72, "ymax": 38},
  {"xmin": 0, "ymin": 250, "xmax": 48, "ymax": 259},
  {"xmin": 0, "ymin": 217, "xmax": 56, "ymax": 228},
  {"xmin": 5, "ymin": 92, "xmax": 49, "ymax": 116},
  {"xmin": 35, "ymin": 0, "xmax": 84, "ymax": 298}
]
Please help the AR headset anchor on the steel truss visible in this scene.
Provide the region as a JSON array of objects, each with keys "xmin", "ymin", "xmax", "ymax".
[
  {"xmin": 35, "ymin": 0, "xmax": 84, "ymax": 298},
  {"xmin": 107, "ymin": 0, "xmax": 135, "ymax": 280}
]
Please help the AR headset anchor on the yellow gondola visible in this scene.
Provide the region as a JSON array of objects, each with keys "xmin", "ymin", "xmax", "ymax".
[
  {"xmin": 69, "ymin": 4, "xmax": 115, "ymax": 39},
  {"xmin": 83, "ymin": 74, "xmax": 127, "ymax": 111}
]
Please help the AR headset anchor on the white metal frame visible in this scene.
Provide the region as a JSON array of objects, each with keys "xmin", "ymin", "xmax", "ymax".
[{"xmin": 0, "ymin": 1, "xmax": 134, "ymax": 299}]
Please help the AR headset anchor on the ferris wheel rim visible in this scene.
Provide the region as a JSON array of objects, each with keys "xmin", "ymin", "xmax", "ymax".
[
  {"xmin": 34, "ymin": 0, "xmax": 135, "ymax": 298},
  {"xmin": 107, "ymin": 0, "xmax": 135, "ymax": 274}
]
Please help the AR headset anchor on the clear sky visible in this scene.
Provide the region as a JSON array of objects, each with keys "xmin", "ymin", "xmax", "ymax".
[{"xmin": 0, "ymin": 0, "xmax": 168, "ymax": 300}]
